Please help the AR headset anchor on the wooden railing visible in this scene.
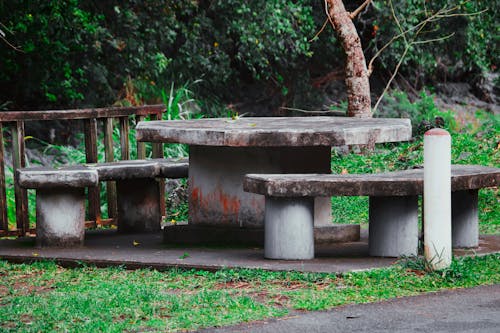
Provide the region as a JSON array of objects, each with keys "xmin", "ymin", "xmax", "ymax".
[{"xmin": 0, "ymin": 105, "xmax": 166, "ymax": 236}]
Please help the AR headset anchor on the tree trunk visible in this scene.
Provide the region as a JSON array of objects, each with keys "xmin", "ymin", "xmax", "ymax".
[{"xmin": 327, "ymin": 0, "xmax": 372, "ymax": 118}]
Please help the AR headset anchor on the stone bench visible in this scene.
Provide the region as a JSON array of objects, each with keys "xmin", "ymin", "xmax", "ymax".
[
  {"xmin": 17, "ymin": 158, "xmax": 188, "ymax": 246},
  {"xmin": 88, "ymin": 158, "xmax": 188, "ymax": 232},
  {"xmin": 16, "ymin": 166, "xmax": 99, "ymax": 247},
  {"xmin": 243, "ymin": 165, "xmax": 500, "ymax": 260}
]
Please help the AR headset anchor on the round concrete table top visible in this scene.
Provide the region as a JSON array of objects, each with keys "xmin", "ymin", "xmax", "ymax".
[{"xmin": 136, "ymin": 116, "xmax": 412, "ymax": 147}]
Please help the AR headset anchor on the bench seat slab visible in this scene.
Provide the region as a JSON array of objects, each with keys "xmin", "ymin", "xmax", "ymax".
[
  {"xmin": 264, "ymin": 197, "xmax": 314, "ymax": 260},
  {"xmin": 36, "ymin": 188, "xmax": 85, "ymax": 247}
]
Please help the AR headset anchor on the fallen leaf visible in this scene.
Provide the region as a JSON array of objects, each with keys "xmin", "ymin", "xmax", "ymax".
[{"xmin": 133, "ymin": 241, "xmax": 140, "ymax": 246}]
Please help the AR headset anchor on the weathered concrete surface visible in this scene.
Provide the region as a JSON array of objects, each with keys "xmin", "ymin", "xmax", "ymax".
[
  {"xmin": 136, "ymin": 117, "xmax": 412, "ymax": 147},
  {"xmin": 155, "ymin": 158, "xmax": 189, "ymax": 178},
  {"xmin": 90, "ymin": 158, "xmax": 188, "ymax": 181},
  {"xmin": 0, "ymin": 230, "xmax": 498, "ymax": 273},
  {"xmin": 243, "ymin": 165, "xmax": 500, "ymax": 197},
  {"xmin": 369, "ymin": 196, "xmax": 418, "ymax": 257},
  {"xmin": 18, "ymin": 159, "xmax": 188, "ymax": 188},
  {"xmin": 202, "ymin": 284, "xmax": 500, "ymax": 333},
  {"xmin": 189, "ymin": 146, "xmax": 331, "ymax": 228},
  {"xmin": 17, "ymin": 166, "xmax": 98, "ymax": 189},
  {"xmin": 264, "ymin": 197, "xmax": 315, "ymax": 260},
  {"xmin": 117, "ymin": 178, "xmax": 162, "ymax": 233},
  {"xmin": 452, "ymin": 190, "xmax": 479, "ymax": 248},
  {"xmin": 163, "ymin": 224, "xmax": 360, "ymax": 246},
  {"xmin": 36, "ymin": 188, "xmax": 85, "ymax": 247},
  {"xmin": 90, "ymin": 160, "xmax": 160, "ymax": 181}
]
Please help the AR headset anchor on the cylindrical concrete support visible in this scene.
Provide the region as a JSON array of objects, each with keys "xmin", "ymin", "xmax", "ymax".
[
  {"xmin": 117, "ymin": 178, "xmax": 161, "ymax": 232},
  {"xmin": 369, "ymin": 195, "xmax": 419, "ymax": 257},
  {"xmin": 424, "ymin": 128, "xmax": 452, "ymax": 270},
  {"xmin": 264, "ymin": 197, "xmax": 314, "ymax": 260},
  {"xmin": 452, "ymin": 190, "xmax": 479, "ymax": 248},
  {"xmin": 36, "ymin": 188, "xmax": 85, "ymax": 247}
]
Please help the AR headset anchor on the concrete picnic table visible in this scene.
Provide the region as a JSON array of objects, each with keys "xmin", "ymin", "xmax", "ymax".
[{"xmin": 136, "ymin": 116, "xmax": 412, "ymax": 241}]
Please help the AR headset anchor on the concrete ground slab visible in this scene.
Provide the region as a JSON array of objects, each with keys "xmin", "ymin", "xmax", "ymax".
[{"xmin": 0, "ymin": 230, "xmax": 498, "ymax": 273}]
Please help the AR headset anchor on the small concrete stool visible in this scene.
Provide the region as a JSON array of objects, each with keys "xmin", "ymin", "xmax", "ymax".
[
  {"xmin": 92, "ymin": 159, "xmax": 188, "ymax": 232},
  {"xmin": 17, "ymin": 166, "xmax": 99, "ymax": 247}
]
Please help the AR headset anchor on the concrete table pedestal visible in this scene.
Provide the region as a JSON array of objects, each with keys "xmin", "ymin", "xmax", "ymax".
[{"xmin": 189, "ymin": 145, "xmax": 331, "ymax": 228}]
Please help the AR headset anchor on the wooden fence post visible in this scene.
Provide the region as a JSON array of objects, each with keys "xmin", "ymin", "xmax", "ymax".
[
  {"xmin": 12, "ymin": 121, "xmax": 29, "ymax": 233},
  {"xmin": 0, "ymin": 122, "xmax": 8, "ymax": 231},
  {"xmin": 84, "ymin": 118, "xmax": 101, "ymax": 226}
]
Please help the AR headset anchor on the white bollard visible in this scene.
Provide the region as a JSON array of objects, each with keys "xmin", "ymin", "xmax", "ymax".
[{"xmin": 424, "ymin": 128, "xmax": 452, "ymax": 270}]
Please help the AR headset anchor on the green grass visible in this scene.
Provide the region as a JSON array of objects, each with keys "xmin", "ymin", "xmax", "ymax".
[{"xmin": 0, "ymin": 254, "xmax": 499, "ymax": 332}]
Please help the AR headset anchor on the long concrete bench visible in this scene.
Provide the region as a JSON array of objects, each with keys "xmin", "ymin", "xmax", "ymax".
[
  {"xmin": 243, "ymin": 165, "xmax": 500, "ymax": 260},
  {"xmin": 17, "ymin": 158, "xmax": 188, "ymax": 246}
]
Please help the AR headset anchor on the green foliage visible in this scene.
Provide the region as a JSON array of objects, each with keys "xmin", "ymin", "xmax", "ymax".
[
  {"xmin": 370, "ymin": 0, "xmax": 498, "ymax": 84},
  {"xmin": 0, "ymin": 254, "xmax": 498, "ymax": 331},
  {"xmin": 0, "ymin": 1, "xmax": 318, "ymax": 110},
  {"xmin": 2, "ymin": 1, "xmax": 496, "ymax": 110},
  {"xmin": 331, "ymin": 91, "xmax": 499, "ymax": 233}
]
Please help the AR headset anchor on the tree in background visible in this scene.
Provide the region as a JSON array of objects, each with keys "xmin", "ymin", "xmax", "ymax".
[
  {"xmin": 326, "ymin": 0, "xmax": 372, "ymax": 118},
  {"xmin": 0, "ymin": 1, "xmax": 496, "ymax": 113}
]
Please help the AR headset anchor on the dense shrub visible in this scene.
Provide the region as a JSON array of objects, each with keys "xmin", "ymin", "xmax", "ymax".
[
  {"xmin": 0, "ymin": 0, "xmax": 497, "ymax": 111},
  {"xmin": 369, "ymin": 0, "xmax": 498, "ymax": 86}
]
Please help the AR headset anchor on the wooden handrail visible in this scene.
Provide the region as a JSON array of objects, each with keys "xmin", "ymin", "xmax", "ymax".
[
  {"xmin": 0, "ymin": 104, "xmax": 165, "ymax": 122},
  {"xmin": 0, "ymin": 105, "xmax": 166, "ymax": 236}
]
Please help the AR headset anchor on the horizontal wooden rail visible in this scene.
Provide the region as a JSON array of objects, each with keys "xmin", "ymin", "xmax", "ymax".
[{"xmin": 0, "ymin": 104, "xmax": 164, "ymax": 122}]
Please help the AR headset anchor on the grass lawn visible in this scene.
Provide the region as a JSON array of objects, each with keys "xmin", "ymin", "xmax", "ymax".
[
  {"xmin": 0, "ymin": 254, "xmax": 499, "ymax": 332},
  {"xmin": 0, "ymin": 97, "xmax": 498, "ymax": 332}
]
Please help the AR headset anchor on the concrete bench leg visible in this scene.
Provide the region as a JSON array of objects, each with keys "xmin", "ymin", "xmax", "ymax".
[
  {"xmin": 264, "ymin": 197, "xmax": 314, "ymax": 260},
  {"xmin": 369, "ymin": 196, "xmax": 418, "ymax": 257},
  {"xmin": 117, "ymin": 178, "xmax": 161, "ymax": 232},
  {"xmin": 452, "ymin": 190, "xmax": 479, "ymax": 248},
  {"xmin": 36, "ymin": 188, "xmax": 85, "ymax": 247}
]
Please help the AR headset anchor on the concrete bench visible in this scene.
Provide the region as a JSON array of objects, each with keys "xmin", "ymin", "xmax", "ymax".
[
  {"xmin": 17, "ymin": 158, "xmax": 188, "ymax": 246},
  {"xmin": 243, "ymin": 165, "xmax": 500, "ymax": 260},
  {"xmin": 17, "ymin": 166, "xmax": 99, "ymax": 247},
  {"xmin": 88, "ymin": 158, "xmax": 188, "ymax": 232}
]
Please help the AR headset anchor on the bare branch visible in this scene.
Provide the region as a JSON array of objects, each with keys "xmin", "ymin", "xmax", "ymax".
[
  {"xmin": 280, "ymin": 106, "xmax": 345, "ymax": 116},
  {"xmin": 324, "ymin": 0, "xmax": 336, "ymax": 29},
  {"xmin": 389, "ymin": 0, "xmax": 407, "ymax": 44},
  {"xmin": 412, "ymin": 32, "xmax": 455, "ymax": 45},
  {"xmin": 0, "ymin": 22, "xmax": 24, "ymax": 52},
  {"xmin": 373, "ymin": 47, "xmax": 409, "ymax": 113},
  {"xmin": 368, "ymin": 2, "xmax": 464, "ymax": 76},
  {"xmin": 349, "ymin": 0, "xmax": 372, "ymax": 19},
  {"xmin": 309, "ymin": 19, "xmax": 329, "ymax": 42},
  {"xmin": 0, "ymin": 35, "xmax": 24, "ymax": 52}
]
